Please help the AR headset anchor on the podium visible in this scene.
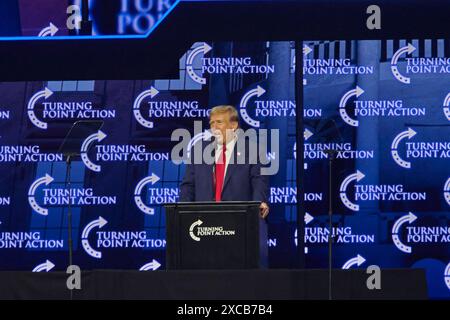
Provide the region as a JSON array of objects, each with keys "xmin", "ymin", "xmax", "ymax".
[{"xmin": 165, "ymin": 201, "xmax": 268, "ymax": 269}]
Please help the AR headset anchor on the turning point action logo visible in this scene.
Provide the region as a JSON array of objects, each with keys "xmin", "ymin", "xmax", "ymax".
[
  {"xmin": 444, "ymin": 93, "xmax": 450, "ymax": 121},
  {"xmin": 339, "ymin": 170, "xmax": 427, "ymax": 212},
  {"xmin": 186, "ymin": 42, "xmax": 275, "ymax": 86},
  {"xmin": 390, "ymin": 128, "xmax": 449, "ymax": 169},
  {"xmin": 81, "ymin": 130, "xmax": 107, "ymax": 172},
  {"xmin": 391, "ymin": 212, "xmax": 450, "ymax": 254},
  {"xmin": 445, "ymin": 177, "xmax": 450, "ymax": 207},
  {"xmin": 82, "ymin": 216, "xmax": 108, "ymax": 259},
  {"xmin": 28, "ymin": 174, "xmax": 117, "ymax": 215},
  {"xmin": 80, "ymin": 130, "xmax": 169, "ymax": 171},
  {"xmin": 445, "ymin": 262, "xmax": 450, "ymax": 290},
  {"xmin": 134, "ymin": 173, "xmax": 160, "ymax": 215},
  {"xmin": 189, "ymin": 219, "xmax": 236, "ymax": 242},
  {"xmin": 132, "ymin": 85, "xmax": 210, "ymax": 129},
  {"xmin": 338, "ymin": 86, "xmax": 427, "ymax": 127},
  {"xmin": 239, "ymin": 86, "xmax": 321, "ymax": 128},
  {"xmin": 28, "ymin": 174, "xmax": 54, "ymax": 215},
  {"xmin": 81, "ymin": 217, "xmax": 165, "ymax": 259},
  {"xmin": 390, "ymin": 43, "xmax": 416, "ymax": 84},
  {"xmin": 390, "ymin": 43, "xmax": 450, "ymax": 84},
  {"xmin": 27, "ymin": 88, "xmax": 116, "ymax": 130}
]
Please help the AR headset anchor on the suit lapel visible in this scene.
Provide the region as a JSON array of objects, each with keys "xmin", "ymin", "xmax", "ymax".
[{"xmin": 206, "ymin": 163, "xmax": 214, "ymax": 200}]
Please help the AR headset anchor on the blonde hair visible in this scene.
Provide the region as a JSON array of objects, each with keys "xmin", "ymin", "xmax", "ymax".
[{"xmin": 209, "ymin": 105, "xmax": 239, "ymax": 124}]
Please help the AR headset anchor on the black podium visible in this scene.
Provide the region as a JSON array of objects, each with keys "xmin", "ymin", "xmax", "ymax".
[{"xmin": 165, "ymin": 201, "xmax": 268, "ymax": 269}]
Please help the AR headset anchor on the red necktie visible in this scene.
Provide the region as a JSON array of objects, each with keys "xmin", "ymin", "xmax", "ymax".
[{"xmin": 215, "ymin": 143, "xmax": 226, "ymax": 201}]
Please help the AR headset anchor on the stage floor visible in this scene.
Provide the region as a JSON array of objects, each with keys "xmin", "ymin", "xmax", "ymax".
[{"xmin": 0, "ymin": 269, "xmax": 427, "ymax": 300}]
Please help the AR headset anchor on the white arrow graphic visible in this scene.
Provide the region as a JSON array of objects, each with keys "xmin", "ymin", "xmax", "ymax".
[
  {"xmin": 189, "ymin": 219, "xmax": 203, "ymax": 241},
  {"xmin": 303, "ymin": 45, "xmax": 312, "ymax": 56},
  {"xmin": 82, "ymin": 216, "xmax": 108, "ymax": 259},
  {"xmin": 134, "ymin": 173, "xmax": 160, "ymax": 215},
  {"xmin": 293, "ymin": 128, "xmax": 314, "ymax": 161},
  {"xmin": 342, "ymin": 254, "xmax": 366, "ymax": 269},
  {"xmin": 304, "ymin": 213, "xmax": 314, "ymax": 253},
  {"xmin": 80, "ymin": 130, "xmax": 107, "ymax": 172},
  {"xmin": 303, "ymin": 45, "xmax": 312, "ymax": 85},
  {"xmin": 339, "ymin": 86, "xmax": 364, "ymax": 127},
  {"xmin": 391, "ymin": 128, "xmax": 417, "ymax": 169},
  {"xmin": 187, "ymin": 130, "xmax": 213, "ymax": 158},
  {"xmin": 186, "ymin": 43, "xmax": 212, "ymax": 85},
  {"xmin": 28, "ymin": 174, "xmax": 54, "ymax": 216},
  {"xmin": 445, "ymin": 262, "xmax": 450, "ymax": 290},
  {"xmin": 139, "ymin": 259, "xmax": 162, "ymax": 271},
  {"xmin": 38, "ymin": 23, "xmax": 58, "ymax": 37},
  {"xmin": 133, "ymin": 86, "xmax": 159, "ymax": 128},
  {"xmin": 339, "ymin": 170, "xmax": 365, "ymax": 211},
  {"xmin": 240, "ymin": 85, "xmax": 266, "ymax": 127},
  {"xmin": 304, "ymin": 128, "xmax": 313, "ymax": 140},
  {"xmin": 32, "ymin": 260, "xmax": 55, "ymax": 272},
  {"xmin": 392, "ymin": 212, "xmax": 417, "ymax": 253},
  {"xmin": 27, "ymin": 87, "xmax": 53, "ymax": 129},
  {"xmin": 444, "ymin": 177, "xmax": 450, "ymax": 207},
  {"xmin": 443, "ymin": 93, "xmax": 450, "ymax": 121},
  {"xmin": 304, "ymin": 212, "xmax": 314, "ymax": 225},
  {"xmin": 294, "ymin": 213, "xmax": 314, "ymax": 249},
  {"xmin": 390, "ymin": 43, "xmax": 416, "ymax": 84}
]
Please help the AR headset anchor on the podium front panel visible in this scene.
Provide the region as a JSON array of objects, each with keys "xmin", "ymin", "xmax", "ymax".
[{"xmin": 165, "ymin": 202, "xmax": 261, "ymax": 270}]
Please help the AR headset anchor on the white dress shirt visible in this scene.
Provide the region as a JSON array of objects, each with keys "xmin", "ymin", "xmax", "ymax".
[{"xmin": 215, "ymin": 137, "xmax": 237, "ymax": 180}]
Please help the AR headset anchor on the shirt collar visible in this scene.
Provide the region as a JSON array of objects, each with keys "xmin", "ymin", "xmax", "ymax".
[{"xmin": 217, "ymin": 136, "xmax": 237, "ymax": 151}]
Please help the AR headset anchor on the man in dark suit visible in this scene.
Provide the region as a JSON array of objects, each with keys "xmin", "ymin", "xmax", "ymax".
[{"xmin": 180, "ymin": 105, "xmax": 270, "ymax": 218}]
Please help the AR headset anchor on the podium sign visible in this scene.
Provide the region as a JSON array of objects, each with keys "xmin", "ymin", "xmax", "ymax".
[{"xmin": 165, "ymin": 202, "xmax": 266, "ymax": 269}]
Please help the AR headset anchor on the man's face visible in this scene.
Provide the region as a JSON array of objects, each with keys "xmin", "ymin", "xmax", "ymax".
[{"xmin": 209, "ymin": 112, "xmax": 238, "ymax": 144}]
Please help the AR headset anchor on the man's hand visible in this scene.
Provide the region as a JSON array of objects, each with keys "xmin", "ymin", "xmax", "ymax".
[{"xmin": 259, "ymin": 202, "xmax": 269, "ymax": 219}]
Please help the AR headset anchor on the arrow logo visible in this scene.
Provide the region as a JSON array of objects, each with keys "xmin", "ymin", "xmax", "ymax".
[
  {"xmin": 443, "ymin": 93, "xmax": 450, "ymax": 121},
  {"xmin": 392, "ymin": 212, "xmax": 417, "ymax": 253},
  {"xmin": 303, "ymin": 45, "xmax": 312, "ymax": 85},
  {"xmin": 390, "ymin": 43, "xmax": 416, "ymax": 84},
  {"xmin": 28, "ymin": 174, "xmax": 54, "ymax": 215},
  {"xmin": 186, "ymin": 42, "xmax": 212, "ymax": 85},
  {"xmin": 294, "ymin": 213, "xmax": 315, "ymax": 248},
  {"xmin": 445, "ymin": 262, "xmax": 450, "ymax": 290},
  {"xmin": 189, "ymin": 219, "xmax": 203, "ymax": 241},
  {"xmin": 304, "ymin": 212, "xmax": 314, "ymax": 225},
  {"xmin": 304, "ymin": 213, "xmax": 314, "ymax": 253},
  {"xmin": 342, "ymin": 254, "xmax": 366, "ymax": 269},
  {"xmin": 27, "ymin": 87, "xmax": 53, "ymax": 129},
  {"xmin": 339, "ymin": 170, "xmax": 365, "ymax": 211},
  {"xmin": 240, "ymin": 85, "xmax": 266, "ymax": 127},
  {"xmin": 38, "ymin": 23, "xmax": 58, "ymax": 37},
  {"xmin": 293, "ymin": 128, "xmax": 314, "ymax": 160},
  {"xmin": 339, "ymin": 86, "xmax": 364, "ymax": 127},
  {"xmin": 80, "ymin": 130, "xmax": 107, "ymax": 172},
  {"xmin": 187, "ymin": 130, "xmax": 213, "ymax": 159},
  {"xmin": 82, "ymin": 216, "xmax": 108, "ymax": 259},
  {"xmin": 133, "ymin": 86, "xmax": 159, "ymax": 128},
  {"xmin": 391, "ymin": 128, "xmax": 417, "ymax": 169},
  {"xmin": 444, "ymin": 177, "xmax": 450, "ymax": 207},
  {"xmin": 32, "ymin": 260, "xmax": 55, "ymax": 272},
  {"xmin": 134, "ymin": 173, "xmax": 160, "ymax": 215},
  {"xmin": 139, "ymin": 259, "xmax": 162, "ymax": 271},
  {"xmin": 303, "ymin": 45, "xmax": 312, "ymax": 56}
]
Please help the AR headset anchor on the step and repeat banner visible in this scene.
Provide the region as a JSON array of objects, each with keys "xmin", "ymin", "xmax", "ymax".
[
  {"xmin": 0, "ymin": 41, "xmax": 296, "ymax": 271},
  {"xmin": 302, "ymin": 39, "xmax": 449, "ymax": 298},
  {"xmin": 0, "ymin": 38, "xmax": 448, "ymax": 298}
]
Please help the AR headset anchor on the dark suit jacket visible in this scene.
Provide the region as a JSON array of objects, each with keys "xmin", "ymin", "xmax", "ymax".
[{"xmin": 180, "ymin": 137, "xmax": 269, "ymax": 203}]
